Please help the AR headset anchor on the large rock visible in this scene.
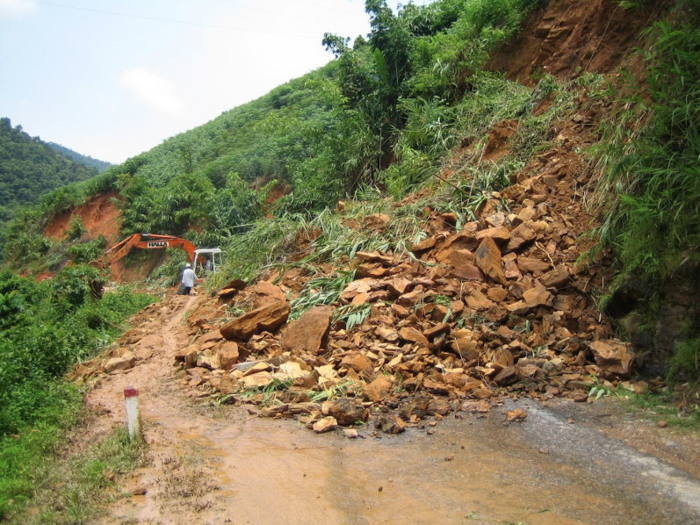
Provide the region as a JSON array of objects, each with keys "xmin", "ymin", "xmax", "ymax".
[
  {"xmin": 250, "ymin": 281, "xmax": 286, "ymax": 308},
  {"xmin": 280, "ymin": 305, "xmax": 333, "ymax": 355},
  {"xmin": 220, "ymin": 301, "xmax": 290, "ymax": 341},
  {"xmin": 590, "ymin": 340, "xmax": 635, "ymax": 376},
  {"xmin": 475, "ymin": 237, "xmax": 507, "ymax": 285}
]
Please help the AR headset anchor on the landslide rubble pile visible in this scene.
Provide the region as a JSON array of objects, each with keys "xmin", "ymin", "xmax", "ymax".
[
  {"xmin": 75, "ymin": 106, "xmax": 641, "ymax": 436},
  {"xmin": 166, "ymin": 140, "xmax": 637, "ymax": 435}
]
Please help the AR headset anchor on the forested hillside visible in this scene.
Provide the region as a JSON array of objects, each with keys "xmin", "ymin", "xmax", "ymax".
[
  {"xmin": 0, "ymin": 117, "xmax": 100, "ymax": 241},
  {"xmin": 47, "ymin": 142, "xmax": 112, "ymax": 173}
]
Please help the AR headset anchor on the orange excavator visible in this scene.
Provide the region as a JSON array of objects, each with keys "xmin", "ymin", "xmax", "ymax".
[{"xmin": 90, "ymin": 233, "xmax": 222, "ymax": 272}]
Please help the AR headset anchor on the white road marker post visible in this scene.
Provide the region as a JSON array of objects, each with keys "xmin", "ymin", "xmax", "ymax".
[{"xmin": 124, "ymin": 386, "xmax": 142, "ymax": 442}]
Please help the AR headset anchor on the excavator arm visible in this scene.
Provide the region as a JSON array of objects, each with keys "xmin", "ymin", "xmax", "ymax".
[{"xmin": 90, "ymin": 233, "xmax": 197, "ymax": 270}]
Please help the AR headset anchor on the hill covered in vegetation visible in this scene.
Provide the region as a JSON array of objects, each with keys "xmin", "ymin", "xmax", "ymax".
[
  {"xmin": 47, "ymin": 142, "xmax": 112, "ymax": 173},
  {"xmin": 0, "ymin": 117, "xmax": 102, "ymax": 250}
]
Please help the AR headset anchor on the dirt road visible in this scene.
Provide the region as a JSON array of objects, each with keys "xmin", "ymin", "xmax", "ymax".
[{"xmin": 84, "ymin": 296, "xmax": 700, "ymax": 525}]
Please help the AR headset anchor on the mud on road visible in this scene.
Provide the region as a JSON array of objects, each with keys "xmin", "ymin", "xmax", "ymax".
[
  {"xmin": 104, "ymin": 398, "xmax": 700, "ymax": 525},
  {"xmin": 75, "ymin": 296, "xmax": 700, "ymax": 525}
]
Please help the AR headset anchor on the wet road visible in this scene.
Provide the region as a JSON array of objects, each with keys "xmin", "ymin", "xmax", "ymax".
[{"xmin": 107, "ymin": 396, "xmax": 700, "ymax": 525}]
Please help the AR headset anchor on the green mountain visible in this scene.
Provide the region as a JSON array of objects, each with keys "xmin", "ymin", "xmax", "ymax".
[
  {"xmin": 0, "ymin": 117, "xmax": 99, "ymax": 225},
  {"xmin": 47, "ymin": 142, "xmax": 112, "ymax": 173}
]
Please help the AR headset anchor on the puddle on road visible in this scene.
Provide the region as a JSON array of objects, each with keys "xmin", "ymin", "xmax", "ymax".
[{"xmin": 106, "ymin": 403, "xmax": 692, "ymax": 525}]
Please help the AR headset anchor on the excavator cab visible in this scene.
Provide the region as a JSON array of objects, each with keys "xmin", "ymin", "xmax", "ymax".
[{"xmin": 193, "ymin": 248, "xmax": 223, "ymax": 274}]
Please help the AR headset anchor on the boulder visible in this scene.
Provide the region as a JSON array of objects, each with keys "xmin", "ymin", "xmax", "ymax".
[
  {"xmin": 590, "ymin": 340, "xmax": 635, "ymax": 376},
  {"xmin": 220, "ymin": 301, "xmax": 290, "ymax": 341},
  {"xmin": 280, "ymin": 305, "xmax": 333, "ymax": 355}
]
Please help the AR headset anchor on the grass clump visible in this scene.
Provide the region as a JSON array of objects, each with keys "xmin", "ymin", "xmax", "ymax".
[{"xmin": 1, "ymin": 424, "xmax": 146, "ymax": 524}]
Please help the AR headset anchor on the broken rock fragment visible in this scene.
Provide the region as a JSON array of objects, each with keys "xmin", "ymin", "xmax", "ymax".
[
  {"xmin": 475, "ymin": 237, "xmax": 507, "ymax": 285},
  {"xmin": 329, "ymin": 398, "xmax": 366, "ymax": 426},
  {"xmin": 374, "ymin": 415, "xmax": 406, "ymax": 434},
  {"xmin": 590, "ymin": 340, "xmax": 635, "ymax": 376},
  {"xmin": 220, "ymin": 300, "xmax": 290, "ymax": 341},
  {"xmin": 104, "ymin": 351, "xmax": 135, "ymax": 374},
  {"xmin": 313, "ymin": 416, "xmax": 338, "ymax": 434},
  {"xmin": 280, "ymin": 305, "xmax": 333, "ymax": 355},
  {"xmin": 364, "ymin": 375, "xmax": 394, "ymax": 403}
]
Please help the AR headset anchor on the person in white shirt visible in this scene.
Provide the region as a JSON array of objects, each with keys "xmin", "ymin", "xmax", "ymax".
[{"xmin": 181, "ymin": 263, "xmax": 196, "ymax": 295}]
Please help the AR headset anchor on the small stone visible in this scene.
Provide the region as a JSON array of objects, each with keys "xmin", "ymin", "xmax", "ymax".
[
  {"xmin": 313, "ymin": 416, "xmax": 338, "ymax": 433},
  {"xmin": 657, "ymin": 420, "xmax": 668, "ymax": 429},
  {"xmin": 505, "ymin": 408, "xmax": 528, "ymax": 422},
  {"xmin": 344, "ymin": 429, "xmax": 359, "ymax": 439},
  {"xmin": 374, "ymin": 415, "xmax": 406, "ymax": 434},
  {"xmin": 329, "ymin": 398, "xmax": 366, "ymax": 426}
]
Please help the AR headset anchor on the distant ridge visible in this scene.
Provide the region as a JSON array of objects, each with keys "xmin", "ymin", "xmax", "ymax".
[{"xmin": 48, "ymin": 142, "xmax": 112, "ymax": 173}]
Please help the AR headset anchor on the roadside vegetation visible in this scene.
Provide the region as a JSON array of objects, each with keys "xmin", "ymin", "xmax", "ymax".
[
  {"xmin": 593, "ymin": 0, "xmax": 700, "ymax": 380},
  {"xmin": 0, "ymin": 268, "xmax": 154, "ymax": 520}
]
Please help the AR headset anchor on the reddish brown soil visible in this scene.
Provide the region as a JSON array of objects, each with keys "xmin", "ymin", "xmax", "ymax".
[
  {"xmin": 45, "ymin": 191, "xmax": 123, "ymax": 246},
  {"xmin": 489, "ymin": 0, "xmax": 673, "ymax": 85},
  {"xmin": 264, "ymin": 182, "xmax": 292, "ymax": 217}
]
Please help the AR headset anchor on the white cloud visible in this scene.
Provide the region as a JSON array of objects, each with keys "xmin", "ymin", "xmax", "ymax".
[
  {"xmin": 119, "ymin": 67, "xmax": 184, "ymax": 116},
  {"xmin": 0, "ymin": 0, "xmax": 39, "ymax": 18}
]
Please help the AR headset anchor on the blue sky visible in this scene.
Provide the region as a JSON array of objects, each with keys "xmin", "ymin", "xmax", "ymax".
[{"xmin": 0, "ymin": 0, "xmax": 430, "ymax": 164}]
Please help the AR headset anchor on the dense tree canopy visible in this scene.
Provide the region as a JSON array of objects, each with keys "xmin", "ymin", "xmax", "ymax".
[{"xmin": 0, "ymin": 117, "xmax": 101, "ymax": 232}]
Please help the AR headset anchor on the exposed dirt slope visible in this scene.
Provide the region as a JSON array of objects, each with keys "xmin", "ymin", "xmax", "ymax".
[
  {"xmin": 489, "ymin": 0, "xmax": 672, "ymax": 84},
  {"xmin": 45, "ymin": 191, "xmax": 122, "ymax": 244}
]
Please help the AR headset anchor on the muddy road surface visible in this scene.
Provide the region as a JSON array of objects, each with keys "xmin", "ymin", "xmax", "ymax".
[{"xmin": 84, "ymin": 296, "xmax": 700, "ymax": 525}]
